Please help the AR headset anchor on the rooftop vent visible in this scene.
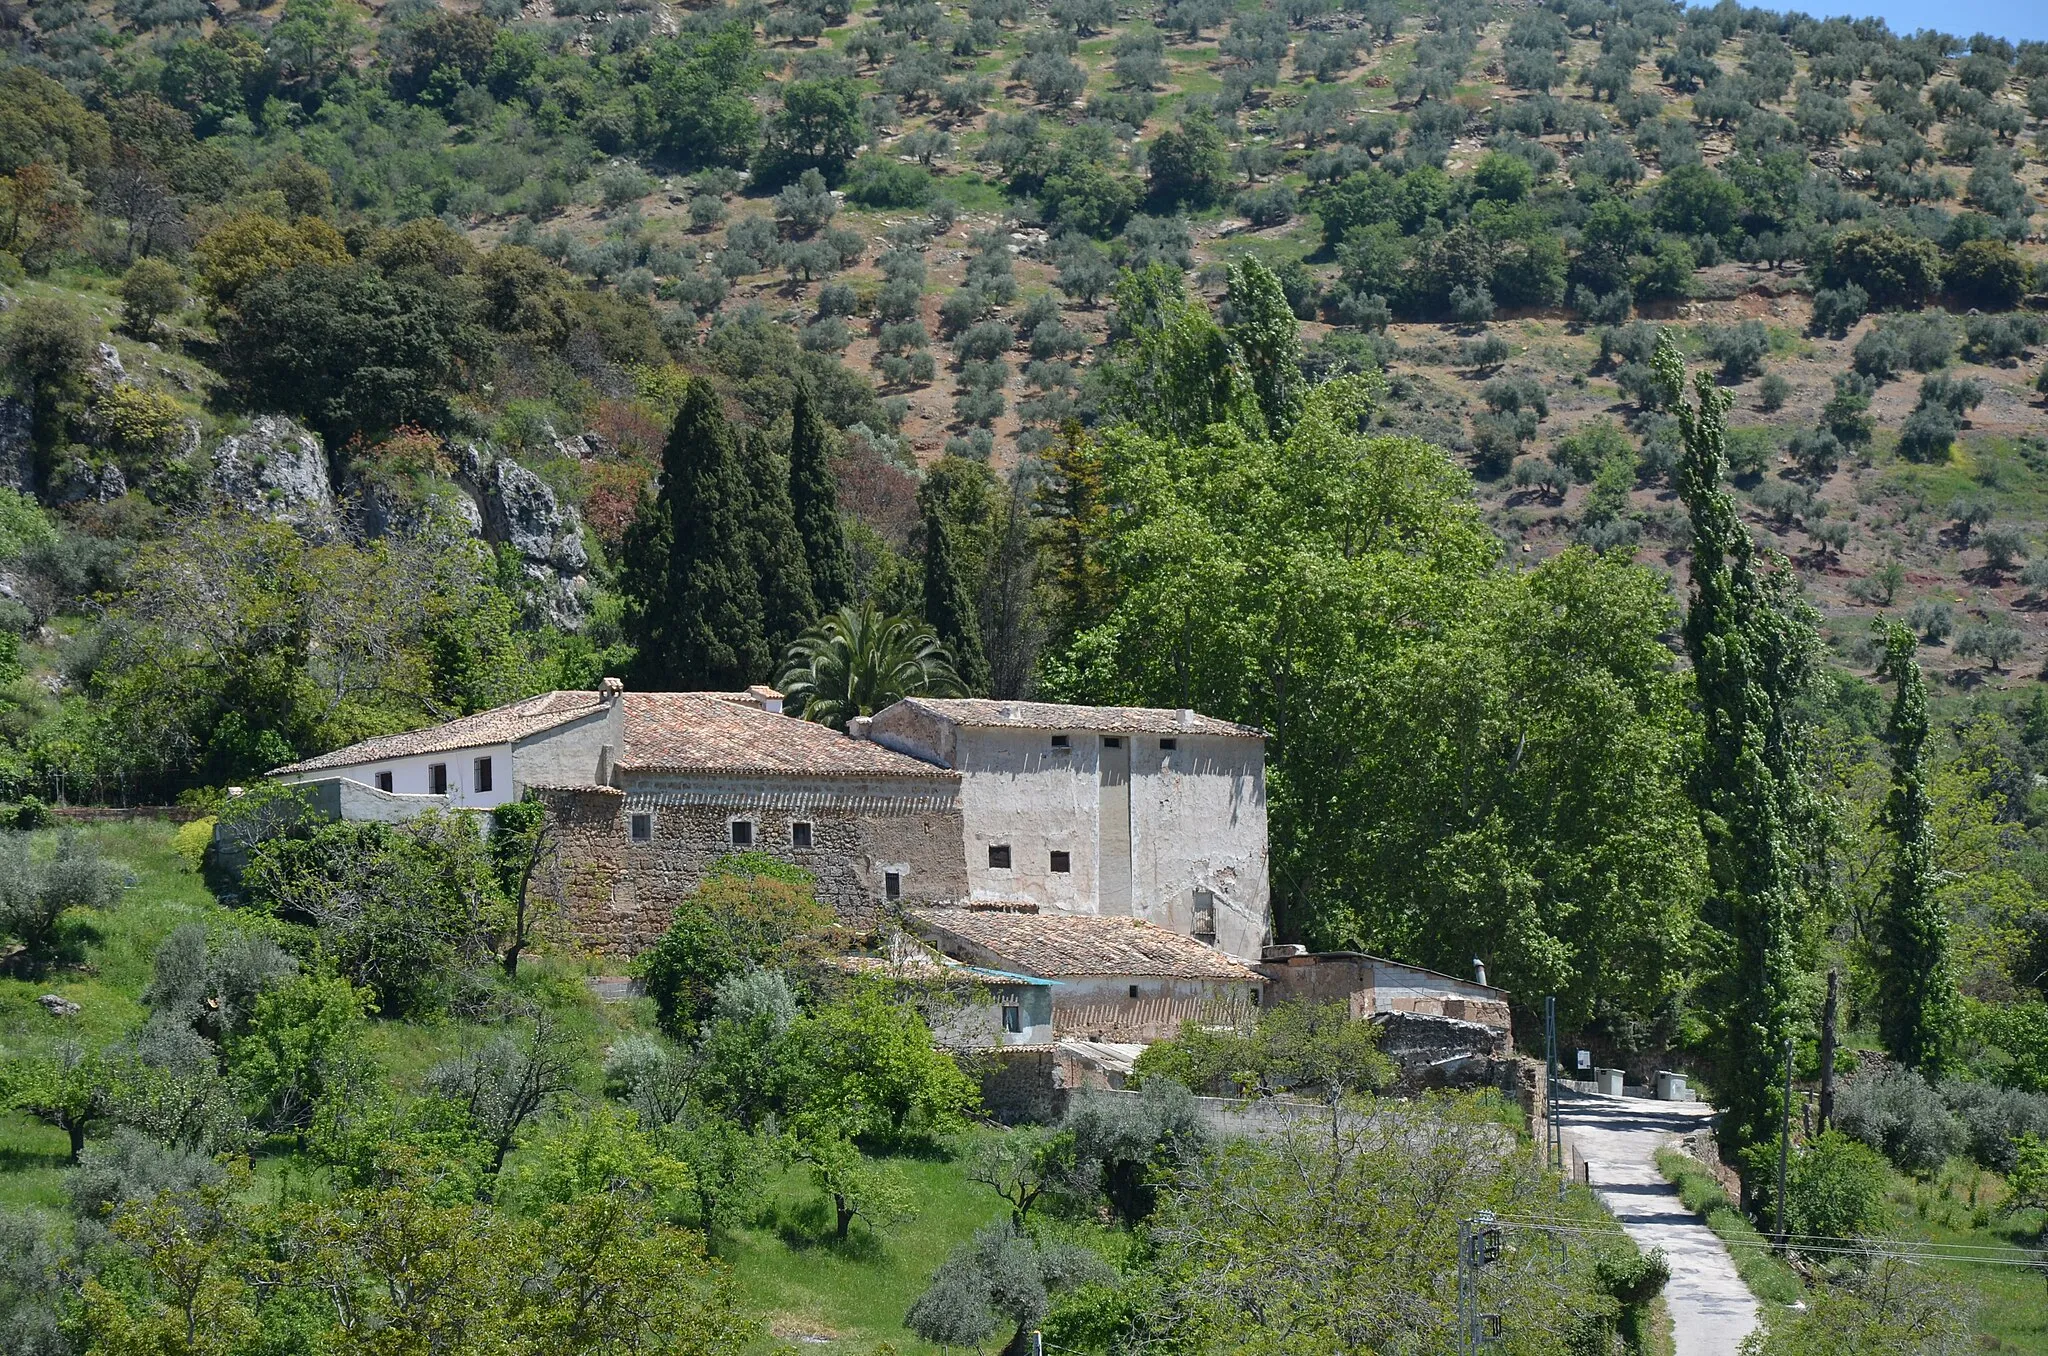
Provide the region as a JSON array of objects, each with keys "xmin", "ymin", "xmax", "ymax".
[
  {"xmin": 599, "ymin": 677, "xmax": 625, "ymax": 702},
  {"xmin": 746, "ymin": 684, "xmax": 785, "ymax": 715},
  {"xmin": 1175, "ymin": 707, "xmax": 1196, "ymax": 729}
]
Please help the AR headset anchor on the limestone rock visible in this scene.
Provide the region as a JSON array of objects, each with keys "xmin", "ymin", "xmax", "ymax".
[
  {"xmin": 38, "ymin": 993, "xmax": 80, "ymax": 1017},
  {"xmin": 345, "ymin": 471, "xmax": 483, "ymax": 541},
  {"xmin": 210, "ymin": 416, "xmax": 333, "ymax": 525},
  {"xmin": 0, "ymin": 397, "xmax": 32, "ymax": 493},
  {"xmin": 96, "ymin": 342, "xmax": 124, "ymax": 379},
  {"xmin": 51, "ymin": 457, "xmax": 127, "ymax": 504},
  {"xmin": 454, "ymin": 445, "xmax": 590, "ymax": 629}
]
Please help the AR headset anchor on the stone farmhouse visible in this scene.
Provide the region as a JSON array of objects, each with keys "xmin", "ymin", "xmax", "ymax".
[{"xmin": 268, "ymin": 682, "xmax": 1272, "ymax": 963}]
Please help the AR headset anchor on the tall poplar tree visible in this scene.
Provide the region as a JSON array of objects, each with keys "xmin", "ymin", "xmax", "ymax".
[
  {"xmin": 788, "ymin": 386, "xmax": 852, "ymax": 612},
  {"xmin": 620, "ymin": 379, "xmax": 769, "ymax": 690},
  {"xmin": 1656, "ymin": 333, "xmax": 1819, "ymax": 1154},
  {"xmin": 1875, "ymin": 619, "xmax": 1957, "ymax": 1073},
  {"xmin": 741, "ymin": 427, "xmax": 817, "ymax": 660},
  {"xmin": 923, "ymin": 504, "xmax": 991, "ymax": 696},
  {"xmin": 1225, "ymin": 258, "xmax": 1305, "ymax": 440}
]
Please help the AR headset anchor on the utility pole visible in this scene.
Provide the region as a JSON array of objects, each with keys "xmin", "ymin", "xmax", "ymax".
[
  {"xmin": 1818, "ymin": 968, "xmax": 1839, "ymax": 1132},
  {"xmin": 1544, "ymin": 997, "xmax": 1563, "ymax": 1174},
  {"xmin": 1457, "ymin": 1215, "xmax": 1504, "ymax": 1354},
  {"xmin": 1774, "ymin": 1036, "xmax": 1794, "ymax": 1244}
]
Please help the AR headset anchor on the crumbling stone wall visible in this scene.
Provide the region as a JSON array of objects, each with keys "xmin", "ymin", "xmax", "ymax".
[{"xmin": 541, "ymin": 780, "xmax": 970, "ymax": 955}]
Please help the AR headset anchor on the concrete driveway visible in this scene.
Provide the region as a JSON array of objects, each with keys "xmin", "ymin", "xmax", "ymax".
[{"xmin": 1554, "ymin": 1094, "xmax": 1760, "ymax": 1356}]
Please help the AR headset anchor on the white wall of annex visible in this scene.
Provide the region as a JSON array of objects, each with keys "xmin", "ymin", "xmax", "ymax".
[{"xmin": 284, "ymin": 741, "xmax": 517, "ymax": 811}]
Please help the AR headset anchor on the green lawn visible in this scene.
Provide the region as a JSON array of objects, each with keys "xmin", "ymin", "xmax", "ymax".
[{"xmin": 722, "ymin": 1144, "xmax": 1010, "ymax": 1353}]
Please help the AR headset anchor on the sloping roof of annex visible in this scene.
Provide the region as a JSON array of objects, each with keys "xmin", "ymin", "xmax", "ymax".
[
  {"xmin": 271, "ymin": 690, "xmax": 605, "ymax": 775},
  {"xmin": 274, "ymin": 687, "xmax": 953, "ymax": 783},
  {"xmin": 910, "ymin": 907, "xmax": 1260, "ymax": 981}
]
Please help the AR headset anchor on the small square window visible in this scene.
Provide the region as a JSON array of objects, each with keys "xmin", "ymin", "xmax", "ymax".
[
  {"xmin": 1050, "ymin": 734, "xmax": 1070, "ymax": 749},
  {"xmin": 428, "ymin": 763, "xmax": 448, "ymax": 795},
  {"xmin": 375, "ymin": 771, "xmax": 393, "ymax": 793},
  {"xmin": 1249, "ymin": 988, "xmax": 1261, "ymax": 1008},
  {"xmin": 1128, "ymin": 984, "xmax": 1140, "ymax": 999},
  {"xmin": 1049, "ymin": 850, "xmax": 1071, "ymax": 873},
  {"xmin": 792, "ymin": 821, "xmax": 813, "ymax": 849},
  {"xmin": 884, "ymin": 871, "xmax": 902, "ymax": 901},
  {"xmin": 629, "ymin": 813, "xmax": 652, "ymax": 842},
  {"xmin": 1159, "ymin": 738, "xmax": 1178, "ymax": 751},
  {"xmin": 1002, "ymin": 1004, "xmax": 1023, "ymax": 1034},
  {"xmin": 1103, "ymin": 736, "xmax": 1122, "ymax": 748},
  {"xmin": 473, "ymin": 756, "xmax": 493, "ymax": 794},
  {"xmin": 730, "ymin": 820, "xmax": 753, "ymax": 847},
  {"xmin": 988, "ymin": 844, "xmax": 1011, "ymax": 869}
]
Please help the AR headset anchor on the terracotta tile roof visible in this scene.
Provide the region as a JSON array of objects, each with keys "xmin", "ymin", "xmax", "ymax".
[
  {"xmin": 273, "ymin": 691, "xmax": 604, "ymax": 775},
  {"xmin": 617, "ymin": 693, "xmax": 956, "ymax": 779},
  {"xmin": 887, "ymin": 697, "xmax": 1263, "ymax": 739},
  {"xmin": 910, "ymin": 908, "xmax": 1260, "ymax": 980}
]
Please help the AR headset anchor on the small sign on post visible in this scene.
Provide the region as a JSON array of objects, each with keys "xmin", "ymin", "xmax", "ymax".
[{"xmin": 1576, "ymin": 1050, "xmax": 1592, "ymax": 1072}]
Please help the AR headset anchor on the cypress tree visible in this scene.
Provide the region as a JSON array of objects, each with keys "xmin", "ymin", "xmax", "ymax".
[
  {"xmin": 788, "ymin": 386, "xmax": 852, "ymax": 612},
  {"xmin": 923, "ymin": 504, "xmax": 991, "ymax": 696},
  {"xmin": 619, "ymin": 379, "xmax": 769, "ymax": 689},
  {"xmin": 1657, "ymin": 332, "xmax": 1819, "ymax": 1155},
  {"xmin": 1875, "ymin": 619, "xmax": 1957, "ymax": 1073},
  {"xmin": 741, "ymin": 427, "xmax": 817, "ymax": 661}
]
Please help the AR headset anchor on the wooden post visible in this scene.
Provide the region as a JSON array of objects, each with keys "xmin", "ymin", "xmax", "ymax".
[{"xmin": 1818, "ymin": 967, "xmax": 1839, "ymax": 1133}]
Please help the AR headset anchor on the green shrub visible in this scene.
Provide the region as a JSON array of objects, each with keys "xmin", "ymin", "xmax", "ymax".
[
  {"xmin": 1833, "ymin": 1069, "xmax": 1964, "ymax": 1174},
  {"xmin": 634, "ymin": 857, "xmax": 832, "ymax": 1037},
  {"xmin": 845, "ymin": 154, "xmax": 935, "ymax": 209},
  {"xmin": 1745, "ymin": 1130, "xmax": 1892, "ymax": 1242}
]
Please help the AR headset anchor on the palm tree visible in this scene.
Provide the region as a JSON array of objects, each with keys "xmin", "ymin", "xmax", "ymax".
[{"xmin": 777, "ymin": 603, "xmax": 965, "ymax": 729}]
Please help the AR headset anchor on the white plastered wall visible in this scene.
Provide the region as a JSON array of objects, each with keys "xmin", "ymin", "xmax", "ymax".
[{"xmin": 281, "ymin": 741, "xmax": 516, "ymax": 811}]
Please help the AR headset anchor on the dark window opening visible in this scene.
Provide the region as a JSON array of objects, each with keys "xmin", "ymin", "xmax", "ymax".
[
  {"xmin": 1159, "ymin": 738, "xmax": 1178, "ymax": 751},
  {"xmin": 884, "ymin": 871, "xmax": 902, "ymax": 901},
  {"xmin": 629, "ymin": 813, "xmax": 652, "ymax": 842},
  {"xmin": 1049, "ymin": 850, "xmax": 1071, "ymax": 873},
  {"xmin": 1193, "ymin": 887, "xmax": 1216, "ymax": 944},
  {"xmin": 1002, "ymin": 1004, "xmax": 1023, "ymax": 1034},
  {"xmin": 1249, "ymin": 988, "xmax": 1261, "ymax": 1008},
  {"xmin": 1103, "ymin": 736, "xmax": 1122, "ymax": 748},
  {"xmin": 792, "ymin": 821, "xmax": 813, "ymax": 849},
  {"xmin": 730, "ymin": 820, "xmax": 753, "ymax": 847},
  {"xmin": 375, "ymin": 771, "xmax": 393, "ymax": 793},
  {"xmin": 428, "ymin": 763, "xmax": 448, "ymax": 795},
  {"xmin": 473, "ymin": 756, "xmax": 493, "ymax": 794},
  {"xmin": 988, "ymin": 844, "xmax": 1011, "ymax": 868},
  {"xmin": 1128, "ymin": 984, "xmax": 1140, "ymax": 999},
  {"xmin": 1050, "ymin": 734, "xmax": 1070, "ymax": 748}
]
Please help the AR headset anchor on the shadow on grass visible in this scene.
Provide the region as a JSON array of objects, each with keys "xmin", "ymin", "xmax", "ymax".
[
  {"xmin": 765, "ymin": 1195, "xmax": 887, "ymax": 1262},
  {"xmin": 0, "ymin": 1143, "xmax": 71, "ymax": 1174}
]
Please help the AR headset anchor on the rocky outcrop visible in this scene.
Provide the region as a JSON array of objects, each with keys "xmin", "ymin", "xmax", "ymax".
[
  {"xmin": 50, "ymin": 457, "xmax": 127, "ymax": 504},
  {"xmin": 0, "ymin": 397, "xmax": 33, "ymax": 494},
  {"xmin": 210, "ymin": 416, "xmax": 333, "ymax": 526},
  {"xmin": 346, "ymin": 472, "xmax": 483, "ymax": 541},
  {"xmin": 451, "ymin": 443, "xmax": 590, "ymax": 629}
]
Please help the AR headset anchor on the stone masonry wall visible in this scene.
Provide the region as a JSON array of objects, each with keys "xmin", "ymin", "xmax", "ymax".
[{"xmin": 542, "ymin": 781, "xmax": 970, "ymax": 955}]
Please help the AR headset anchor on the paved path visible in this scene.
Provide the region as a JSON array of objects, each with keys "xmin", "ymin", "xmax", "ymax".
[{"xmin": 1555, "ymin": 1095, "xmax": 1759, "ymax": 1356}]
